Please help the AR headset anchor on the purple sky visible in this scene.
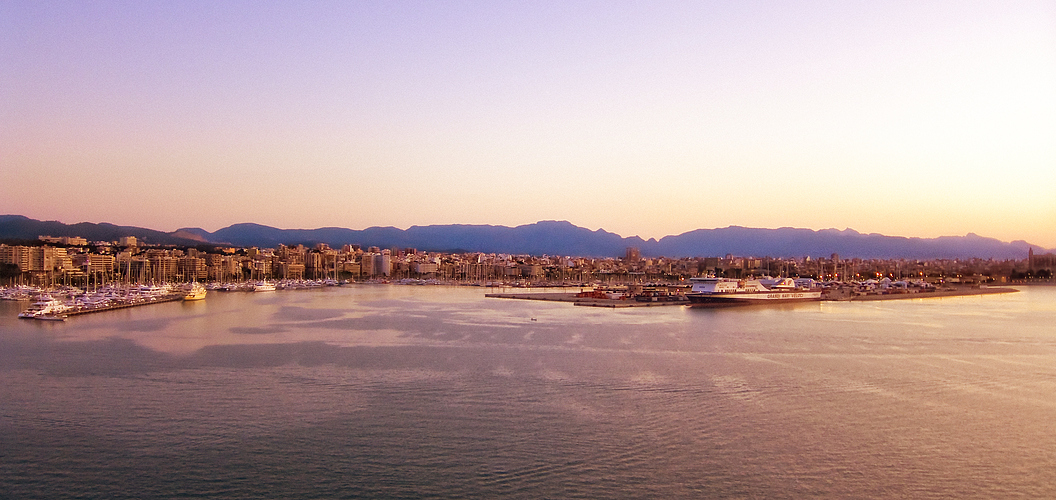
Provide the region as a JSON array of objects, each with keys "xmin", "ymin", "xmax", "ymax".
[{"xmin": 3, "ymin": 1, "xmax": 1054, "ymax": 247}]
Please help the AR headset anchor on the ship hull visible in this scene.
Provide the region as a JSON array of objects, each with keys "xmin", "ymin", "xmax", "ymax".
[{"xmin": 687, "ymin": 290, "xmax": 822, "ymax": 307}]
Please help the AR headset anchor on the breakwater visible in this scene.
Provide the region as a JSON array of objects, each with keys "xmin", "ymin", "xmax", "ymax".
[
  {"xmin": 487, "ymin": 285, "xmax": 1019, "ymax": 307},
  {"xmin": 60, "ymin": 294, "xmax": 185, "ymax": 317},
  {"xmin": 485, "ymin": 292, "xmax": 687, "ymax": 308},
  {"xmin": 18, "ymin": 292, "xmax": 187, "ymax": 321}
]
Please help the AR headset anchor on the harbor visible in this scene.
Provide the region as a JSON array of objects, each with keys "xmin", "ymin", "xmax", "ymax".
[
  {"xmin": 49, "ymin": 293, "xmax": 185, "ymax": 319},
  {"xmin": 9, "ymin": 279, "xmax": 1022, "ymax": 319},
  {"xmin": 13, "ymin": 285, "xmax": 189, "ymax": 321},
  {"xmin": 5, "ymin": 279, "xmax": 353, "ymax": 320},
  {"xmin": 487, "ymin": 280, "xmax": 1019, "ymax": 308},
  {"xmin": 2, "ymin": 271, "xmax": 1053, "ymax": 499}
]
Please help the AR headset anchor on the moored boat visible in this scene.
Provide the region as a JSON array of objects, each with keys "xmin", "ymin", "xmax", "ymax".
[
  {"xmin": 35, "ymin": 314, "xmax": 68, "ymax": 321},
  {"xmin": 184, "ymin": 282, "xmax": 208, "ymax": 301},
  {"xmin": 686, "ymin": 277, "xmax": 821, "ymax": 307},
  {"xmin": 18, "ymin": 295, "xmax": 72, "ymax": 319}
]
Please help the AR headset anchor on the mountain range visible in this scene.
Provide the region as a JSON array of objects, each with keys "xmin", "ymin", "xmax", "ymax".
[{"xmin": 0, "ymin": 214, "xmax": 1046, "ymax": 260}]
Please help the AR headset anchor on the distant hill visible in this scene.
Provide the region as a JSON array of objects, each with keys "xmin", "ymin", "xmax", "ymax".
[
  {"xmin": 194, "ymin": 220, "xmax": 1047, "ymax": 259},
  {"xmin": 0, "ymin": 215, "xmax": 204, "ymax": 246},
  {"xmin": 169, "ymin": 228, "xmax": 214, "ymax": 243},
  {"xmin": 1, "ymin": 214, "xmax": 1047, "ymax": 259},
  {"xmin": 649, "ymin": 226, "xmax": 1042, "ymax": 260}
]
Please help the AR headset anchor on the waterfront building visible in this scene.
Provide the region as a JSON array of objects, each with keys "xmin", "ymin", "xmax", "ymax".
[
  {"xmin": 1028, "ymin": 248, "xmax": 1056, "ymax": 272},
  {"xmin": 341, "ymin": 261, "xmax": 361, "ymax": 277},
  {"xmin": 360, "ymin": 254, "xmax": 376, "ymax": 276},
  {"xmin": 277, "ymin": 261, "xmax": 305, "ymax": 280},
  {"xmin": 520, "ymin": 265, "xmax": 543, "ymax": 277},
  {"xmin": 178, "ymin": 256, "xmax": 208, "ymax": 281},
  {"xmin": 38, "ymin": 235, "xmax": 88, "ymax": 246},
  {"xmin": 414, "ymin": 262, "xmax": 438, "ymax": 275},
  {"xmin": 0, "ymin": 245, "xmax": 33, "ymax": 271},
  {"xmin": 374, "ymin": 253, "xmax": 391, "ymax": 276},
  {"xmin": 42, "ymin": 247, "xmax": 69, "ymax": 272},
  {"xmin": 150, "ymin": 255, "xmax": 179, "ymax": 282}
]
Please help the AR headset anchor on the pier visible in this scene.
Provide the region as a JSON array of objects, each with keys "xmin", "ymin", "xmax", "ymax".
[
  {"xmin": 23, "ymin": 293, "xmax": 186, "ymax": 321},
  {"xmin": 63, "ymin": 294, "xmax": 185, "ymax": 317},
  {"xmin": 486, "ymin": 285, "xmax": 1019, "ymax": 308},
  {"xmin": 485, "ymin": 292, "xmax": 687, "ymax": 308}
]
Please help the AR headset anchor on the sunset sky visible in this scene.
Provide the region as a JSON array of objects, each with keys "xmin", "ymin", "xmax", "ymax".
[{"xmin": 3, "ymin": 1, "xmax": 1054, "ymax": 248}]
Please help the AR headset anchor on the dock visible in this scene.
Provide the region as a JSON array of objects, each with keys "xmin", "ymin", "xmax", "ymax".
[
  {"xmin": 33, "ymin": 294, "xmax": 186, "ymax": 321},
  {"xmin": 822, "ymin": 286, "xmax": 1017, "ymax": 301},
  {"xmin": 486, "ymin": 285, "xmax": 1019, "ymax": 308},
  {"xmin": 485, "ymin": 292, "xmax": 687, "ymax": 308}
]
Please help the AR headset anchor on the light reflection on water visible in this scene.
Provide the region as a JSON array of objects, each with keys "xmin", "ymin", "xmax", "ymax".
[{"xmin": 1, "ymin": 285, "xmax": 1055, "ymax": 498}]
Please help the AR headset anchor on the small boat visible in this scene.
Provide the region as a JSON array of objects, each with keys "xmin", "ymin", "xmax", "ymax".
[{"xmin": 253, "ymin": 280, "xmax": 276, "ymax": 292}]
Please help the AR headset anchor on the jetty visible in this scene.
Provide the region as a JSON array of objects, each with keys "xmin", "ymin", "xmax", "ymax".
[
  {"xmin": 822, "ymin": 285, "xmax": 1017, "ymax": 301},
  {"xmin": 485, "ymin": 292, "xmax": 688, "ymax": 308},
  {"xmin": 15, "ymin": 286, "xmax": 190, "ymax": 321},
  {"xmin": 61, "ymin": 293, "xmax": 185, "ymax": 318},
  {"xmin": 487, "ymin": 284, "xmax": 1019, "ymax": 308}
]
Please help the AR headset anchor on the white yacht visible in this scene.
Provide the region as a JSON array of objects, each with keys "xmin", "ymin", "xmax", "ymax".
[
  {"xmin": 18, "ymin": 295, "xmax": 72, "ymax": 319},
  {"xmin": 184, "ymin": 282, "xmax": 208, "ymax": 301}
]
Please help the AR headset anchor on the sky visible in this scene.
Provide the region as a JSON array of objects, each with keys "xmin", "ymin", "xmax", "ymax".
[{"xmin": 2, "ymin": 1, "xmax": 1055, "ymax": 248}]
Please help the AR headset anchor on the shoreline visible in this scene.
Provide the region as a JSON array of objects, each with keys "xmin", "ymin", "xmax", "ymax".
[{"xmin": 822, "ymin": 285, "xmax": 1018, "ymax": 301}]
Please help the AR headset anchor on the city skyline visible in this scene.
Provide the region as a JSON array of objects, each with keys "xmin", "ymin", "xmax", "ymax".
[{"xmin": 3, "ymin": 1, "xmax": 1054, "ymax": 247}]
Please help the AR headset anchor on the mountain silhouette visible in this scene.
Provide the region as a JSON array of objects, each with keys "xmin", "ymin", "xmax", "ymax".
[{"xmin": 1, "ymin": 214, "xmax": 1046, "ymax": 259}]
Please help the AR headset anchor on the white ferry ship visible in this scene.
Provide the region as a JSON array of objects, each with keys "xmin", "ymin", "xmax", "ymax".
[{"xmin": 686, "ymin": 277, "xmax": 822, "ymax": 307}]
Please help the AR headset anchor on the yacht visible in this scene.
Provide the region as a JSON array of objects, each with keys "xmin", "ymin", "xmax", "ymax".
[
  {"xmin": 18, "ymin": 295, "xmax": 72, "ymax": 319},
  {"xmin": 184, "ymin": 282, "xmax": 208, "ymax": 301}
]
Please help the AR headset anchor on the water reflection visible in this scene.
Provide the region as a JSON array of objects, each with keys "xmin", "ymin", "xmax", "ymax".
[
  {"xmin": 2, "ymin": 285, "xmax": 1052, "ymax": 376},
  {"xmin": 4, "ymin": 286, "xmax": 1056, "ymax": 497}
]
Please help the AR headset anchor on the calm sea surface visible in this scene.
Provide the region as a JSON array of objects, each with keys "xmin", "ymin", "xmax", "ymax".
[{"xmin": 2, "ymin": 285, "xmax": 1055, "ymax": 498}]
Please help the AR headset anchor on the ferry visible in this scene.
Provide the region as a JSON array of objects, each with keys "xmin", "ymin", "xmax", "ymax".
[
  {"xmin": 253, "ymin": 280, "xmax": 277, "ymax": 292},
  {"xmin": 686, "ymin": 277, "xmax": 822, "ymax": 307}
]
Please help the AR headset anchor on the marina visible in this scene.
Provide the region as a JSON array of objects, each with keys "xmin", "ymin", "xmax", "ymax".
[
  {"xmin": 13, "ymin": 286, "xmax": 187, "ymax": 321},
  {"xmin": 7, "ymin": 278, "xmax": 1021, "ymax": 318},
  {"xmin": 4, "ymin": 279, "xmax": 351, "ymax": 320}
]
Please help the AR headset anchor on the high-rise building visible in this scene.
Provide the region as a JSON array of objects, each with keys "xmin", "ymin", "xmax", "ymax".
[{"xmin": 374, "ymin": 253, "xmax": 391, "ymax": 276}]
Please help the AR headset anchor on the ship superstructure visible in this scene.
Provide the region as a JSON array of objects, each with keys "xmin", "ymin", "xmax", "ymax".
[{"xmin": 686, "ymin": 277, "xmax": 821, "ymax": 307}]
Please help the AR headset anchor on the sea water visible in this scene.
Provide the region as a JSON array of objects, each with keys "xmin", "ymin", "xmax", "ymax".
[{"xmin": 2, "ymin": 285, "xmax": 1055, "ymax": 498}]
